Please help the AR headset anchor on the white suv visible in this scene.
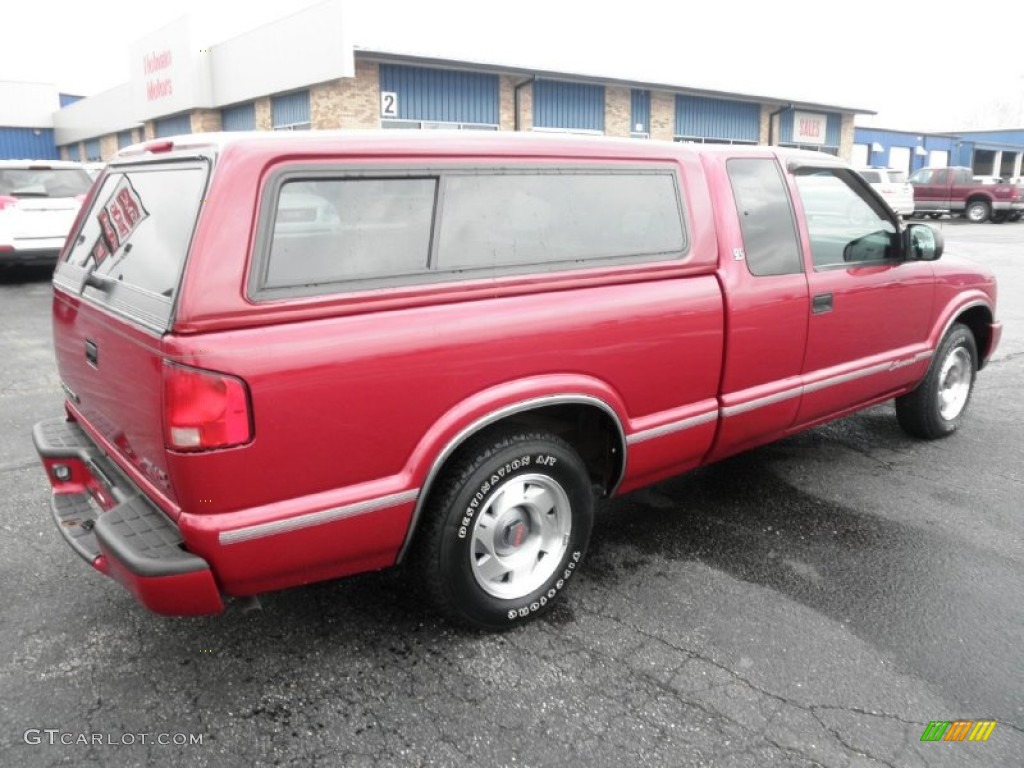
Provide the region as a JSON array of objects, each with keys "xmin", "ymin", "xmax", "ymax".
[
  {"xmin": 859, "ymin": 167, "xmax": 915, "ymax": 217},
  {"xmin": 0, "ymin": 160, "xmax": 93, "ymax": 267}
]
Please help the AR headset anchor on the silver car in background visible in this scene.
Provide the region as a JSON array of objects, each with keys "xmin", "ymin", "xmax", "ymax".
[{"xmin": 859, "ymin": 167, "xmax": 915, "ymax": 218}]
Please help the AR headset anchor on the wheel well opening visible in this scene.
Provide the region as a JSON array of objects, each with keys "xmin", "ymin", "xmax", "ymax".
[
  {"xmin": 448, "ymin": 403, "xmax": 625, "ymax": 498},
  {"xmin": 956, "ymin": 306, "xmax": 993, "ymax": 368}
]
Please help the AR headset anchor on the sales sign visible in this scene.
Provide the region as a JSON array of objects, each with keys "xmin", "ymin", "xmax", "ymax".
[{"xmin": 792, "ymin": 111, "xmax": 827, "ymax": 145}]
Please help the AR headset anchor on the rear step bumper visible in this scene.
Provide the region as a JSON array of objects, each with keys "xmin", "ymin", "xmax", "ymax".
[{"xmin": 33, "ymin": 417, "xmax": 224, "ymax": 616}]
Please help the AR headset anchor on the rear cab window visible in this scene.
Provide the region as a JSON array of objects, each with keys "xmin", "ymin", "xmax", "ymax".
[
  {"xmin": 252, "ymin": 166, "xmax": 688, "ymax": 299},
  {"xmin": 54, "ymin": 161, "xmax": 210, "ymax": 331}
]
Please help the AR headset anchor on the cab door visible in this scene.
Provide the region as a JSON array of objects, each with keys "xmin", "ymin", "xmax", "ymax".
[
  {"xmin": 789, "ymin": 165, "xmax": 934, "ymax": 426},
  {"xmin": 706, "ymin": 154, "xmax": 809, "ymax": 462}
]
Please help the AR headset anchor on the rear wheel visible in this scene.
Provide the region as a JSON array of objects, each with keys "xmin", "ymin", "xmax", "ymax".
[
  {"xmin": 896, "ymin": 323, "xmax": 977, "ymax": 439},
  {"xmin": 414, "ymin": 432, "xmax": 594, "ymax": 629},
  {"xmin": 965, "ymin": 200, "xmax": 991, "ymax": 223}
]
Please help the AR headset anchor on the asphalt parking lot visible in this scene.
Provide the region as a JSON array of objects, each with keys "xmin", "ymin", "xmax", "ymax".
[{"xmin": 1, "ymin": 220, "xmax": 1021, "ymax": 768}]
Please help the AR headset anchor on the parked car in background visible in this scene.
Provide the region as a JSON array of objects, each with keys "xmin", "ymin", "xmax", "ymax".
[
  {"xmin": 0, "ymin": 160, "xmax": 93, "ymax": 266},
  {"xmin": 909, "ymin": 166, "xmax": 1024, "ymax": 223},
  {"xmin": 858, "ymin": 167, "xmax": 915, "ymax": 217}
]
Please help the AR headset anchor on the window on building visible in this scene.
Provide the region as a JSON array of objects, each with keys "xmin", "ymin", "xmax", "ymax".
[
  {"xmin": 532, "ymin": 81, "xmax": 605, "ymax": 134},
  {"xmin": 675, "ymin": 96, "xmax": 760, "ymax": 145},
  {"xmin": 631, "ymin": 89, "xmax": 651, "ymax": 138},
  {"xmin": 727, "ymin": 158, "xmax": 803, "ymax": 276},
  {"xmin": 378, "ymin": 65, "xmax": 500, "ymax": 129},
  {"xmin": 155, "ymin": 114, "xmax": 193, "ymax": 138},
  {"xmin": 222, "ymin": 103, "xmax": 256, "ymax": 132},
  {"xmin": 675, "ymin": 137, "xmax": 758, "ymax": 146},
  {"xmin": 272, "ymin": 91, "xmax": 311, "ymax": 130},
  {"xmin": 381, "ymin": 120, "xmax": 497, "ymax": 131}
]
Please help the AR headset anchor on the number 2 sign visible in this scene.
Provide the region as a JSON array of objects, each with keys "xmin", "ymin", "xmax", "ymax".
[{"xmin": 381, "ymin": 91, "xmax": 398, "ymax": 119}]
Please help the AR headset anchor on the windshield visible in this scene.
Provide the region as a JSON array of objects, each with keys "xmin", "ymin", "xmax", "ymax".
[{"xmin": 0, "ymin": 167, "xmax": 93, "ymax": 198}]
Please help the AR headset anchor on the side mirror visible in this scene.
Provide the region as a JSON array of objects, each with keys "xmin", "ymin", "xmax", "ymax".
[{"xmin": 904, "ymin": 223, "xmax": 943, "ymax": 261}]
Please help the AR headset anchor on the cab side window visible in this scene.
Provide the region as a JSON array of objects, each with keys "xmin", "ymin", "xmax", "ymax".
[
  {"xmin": 726, "ymin": 158, "xmax": 803, "ymax": 276},
  {"xmin": 793, "ymin": 169, "xmax": 897, "ymax": 269}
]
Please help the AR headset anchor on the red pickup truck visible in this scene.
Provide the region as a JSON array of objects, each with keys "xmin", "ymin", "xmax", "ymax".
[
  {"xmin": 908, "ymin": 165, "xmax": 1024, "ymax": 223},
  {"xmin": 34, "ymin": 133, "xmax": 1000, "ymax": 628}
]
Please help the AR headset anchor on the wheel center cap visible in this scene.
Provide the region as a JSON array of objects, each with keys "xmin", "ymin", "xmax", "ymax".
[{"xmin": 502, "ymin": 518, "xmax": 528, "ymax": 549}]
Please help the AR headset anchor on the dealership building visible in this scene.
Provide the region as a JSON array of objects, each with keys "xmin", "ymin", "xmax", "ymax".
[
  {"xmin": 852, "ymin": 126, "xmax": 1024, "ymax": 178},
  {"xmin": 0, "ymin": 2, "xmax": 874, "ymax": 163},
  {"xmin": 5, "ymin": 2, "xmax": 1022, "ymax": 171}
]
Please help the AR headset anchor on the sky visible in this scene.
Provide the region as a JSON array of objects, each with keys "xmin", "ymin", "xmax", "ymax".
[{"xmin": 3, "ymin": 0, "xmax": 1023, "ymax": 132}]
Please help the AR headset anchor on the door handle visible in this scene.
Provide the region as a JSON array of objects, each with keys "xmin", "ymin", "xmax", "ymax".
[
  {"xmin": 85, "ymin": 339, "xmax": 98, "ymax": 366},
  {"xmin": 812, "ymin": 293, "xmax": 833, "ymax": 314}
]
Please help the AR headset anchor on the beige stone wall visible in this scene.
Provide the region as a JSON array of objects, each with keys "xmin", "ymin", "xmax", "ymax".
[
  {"xmin": 650, "ymin": 91, "xmax": 675, "ymax": 142},
  {"xmin": 336, "ymin": 59, "xmax": 380, "ymax": 129},
  {"xmin": 191, "ymin": 109, "xmax": 222, "ymax": 133},
  {"xmin": 311, "ymin": 80, "xmax": 343, "ymax": 129},
  {"xmin": 254, "ymin": 98, "xmax": 272, "ymax": 130},
  {"xmin": 838, "ymin": 113, "xmax": 855, "ymax": 161},
  {"xmin": 516, "ymin": 80, "xmax": 533, "ymax": 131},
  {"xmin": 759, "ymin": 103, "xmax": 776, "ymax": 145},
  {"xmin": 499, "ymin": 75, "xmax": 517, "ymax": 131},
  {"xmin": 604, "ymin": 86, "xmax": 631, "ymax": 137},
  {"xmin": 100, "ymin": 134, "xmax": 118, "ymax": 160}
]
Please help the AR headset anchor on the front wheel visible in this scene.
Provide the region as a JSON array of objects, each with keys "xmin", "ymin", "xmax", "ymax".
[
  {"xmin": 414, "ymin": 432, "xmax": 594, "ymax": 629},
  {"xmin": 895, "ymin": 323, "xmax": 977, "ymax": 439}
]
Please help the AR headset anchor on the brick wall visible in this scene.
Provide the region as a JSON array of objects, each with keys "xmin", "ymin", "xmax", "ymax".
[
  {"xmin": 499, "ymin": 76, "xmax": 516, "ymax": 131},
  {"xmin": 311, "ymin": 80, "xmax": 342, "ymax": 129},
  {"xmin": 604, "ymin": 87, "xmax": 631, "ymax": 137},
  {"xmin": 650, "ymin": 91, "xmax": 674, "ymax": 142},
  {"xmin": 191, "ymin": 109, "xmax": 222, "ymax": 133},
  {"xmin": 254, "ymin": 98, "xmax": 272, "ymax": 130},
  {"xmin": 759, "ymin": 103, "xmax": 777, "ymax": 145},
  {"xmin": 100, "ymin": 134, "xmax": 118, "ymax": 160},
  {"xmin": 838, "ymin": 113, "xmax": 855, "ymax": 161},
  {"xmin": 143, "ymin": 122, "xmax": 155, "ymax": 140},
  {"xmin": 336, "ymin": 59, "xmax": 380, "ymax": 129}
]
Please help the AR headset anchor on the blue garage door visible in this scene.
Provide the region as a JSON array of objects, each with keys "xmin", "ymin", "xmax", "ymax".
[
  {"xmin": 272, "ymin": 91, "xmax": 310, "ymax": 130},
  {"xmin": 222, "ymin": 103, "xmax": 256, "ymax": 132},
  {"xmin": 0, "ymin": 127, "xmax": 59, "ymax": 160},
  {"xmin": 379, "ymin": 65, "xmax": 499, "ymax": 127},
  {"xmin": 155, "ymin": 114, "xmax": 193, "ymax": 138},
  {"xmin": 85, "ymin": 138, "xmax": 101, "ymax": 161},
  {"xmin": 117, "ymin": 130, "xmax": 134, "ymax": 149},
  {"xmin": 533, "ymin": 80, "xmax": 604, "ymax": 133},
  {"xmin": 676, "ymin": 96, "xmax": 760, "ymax": 144}
]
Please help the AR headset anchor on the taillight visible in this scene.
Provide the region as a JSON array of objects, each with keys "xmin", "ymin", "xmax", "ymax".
[
  {"xmin": 0, "ymin": 195, "xmax": 18, "ymax": 211},
  {"xmin": 163, "ymin": 364, "xmax": 252, "ymax": 451}
]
